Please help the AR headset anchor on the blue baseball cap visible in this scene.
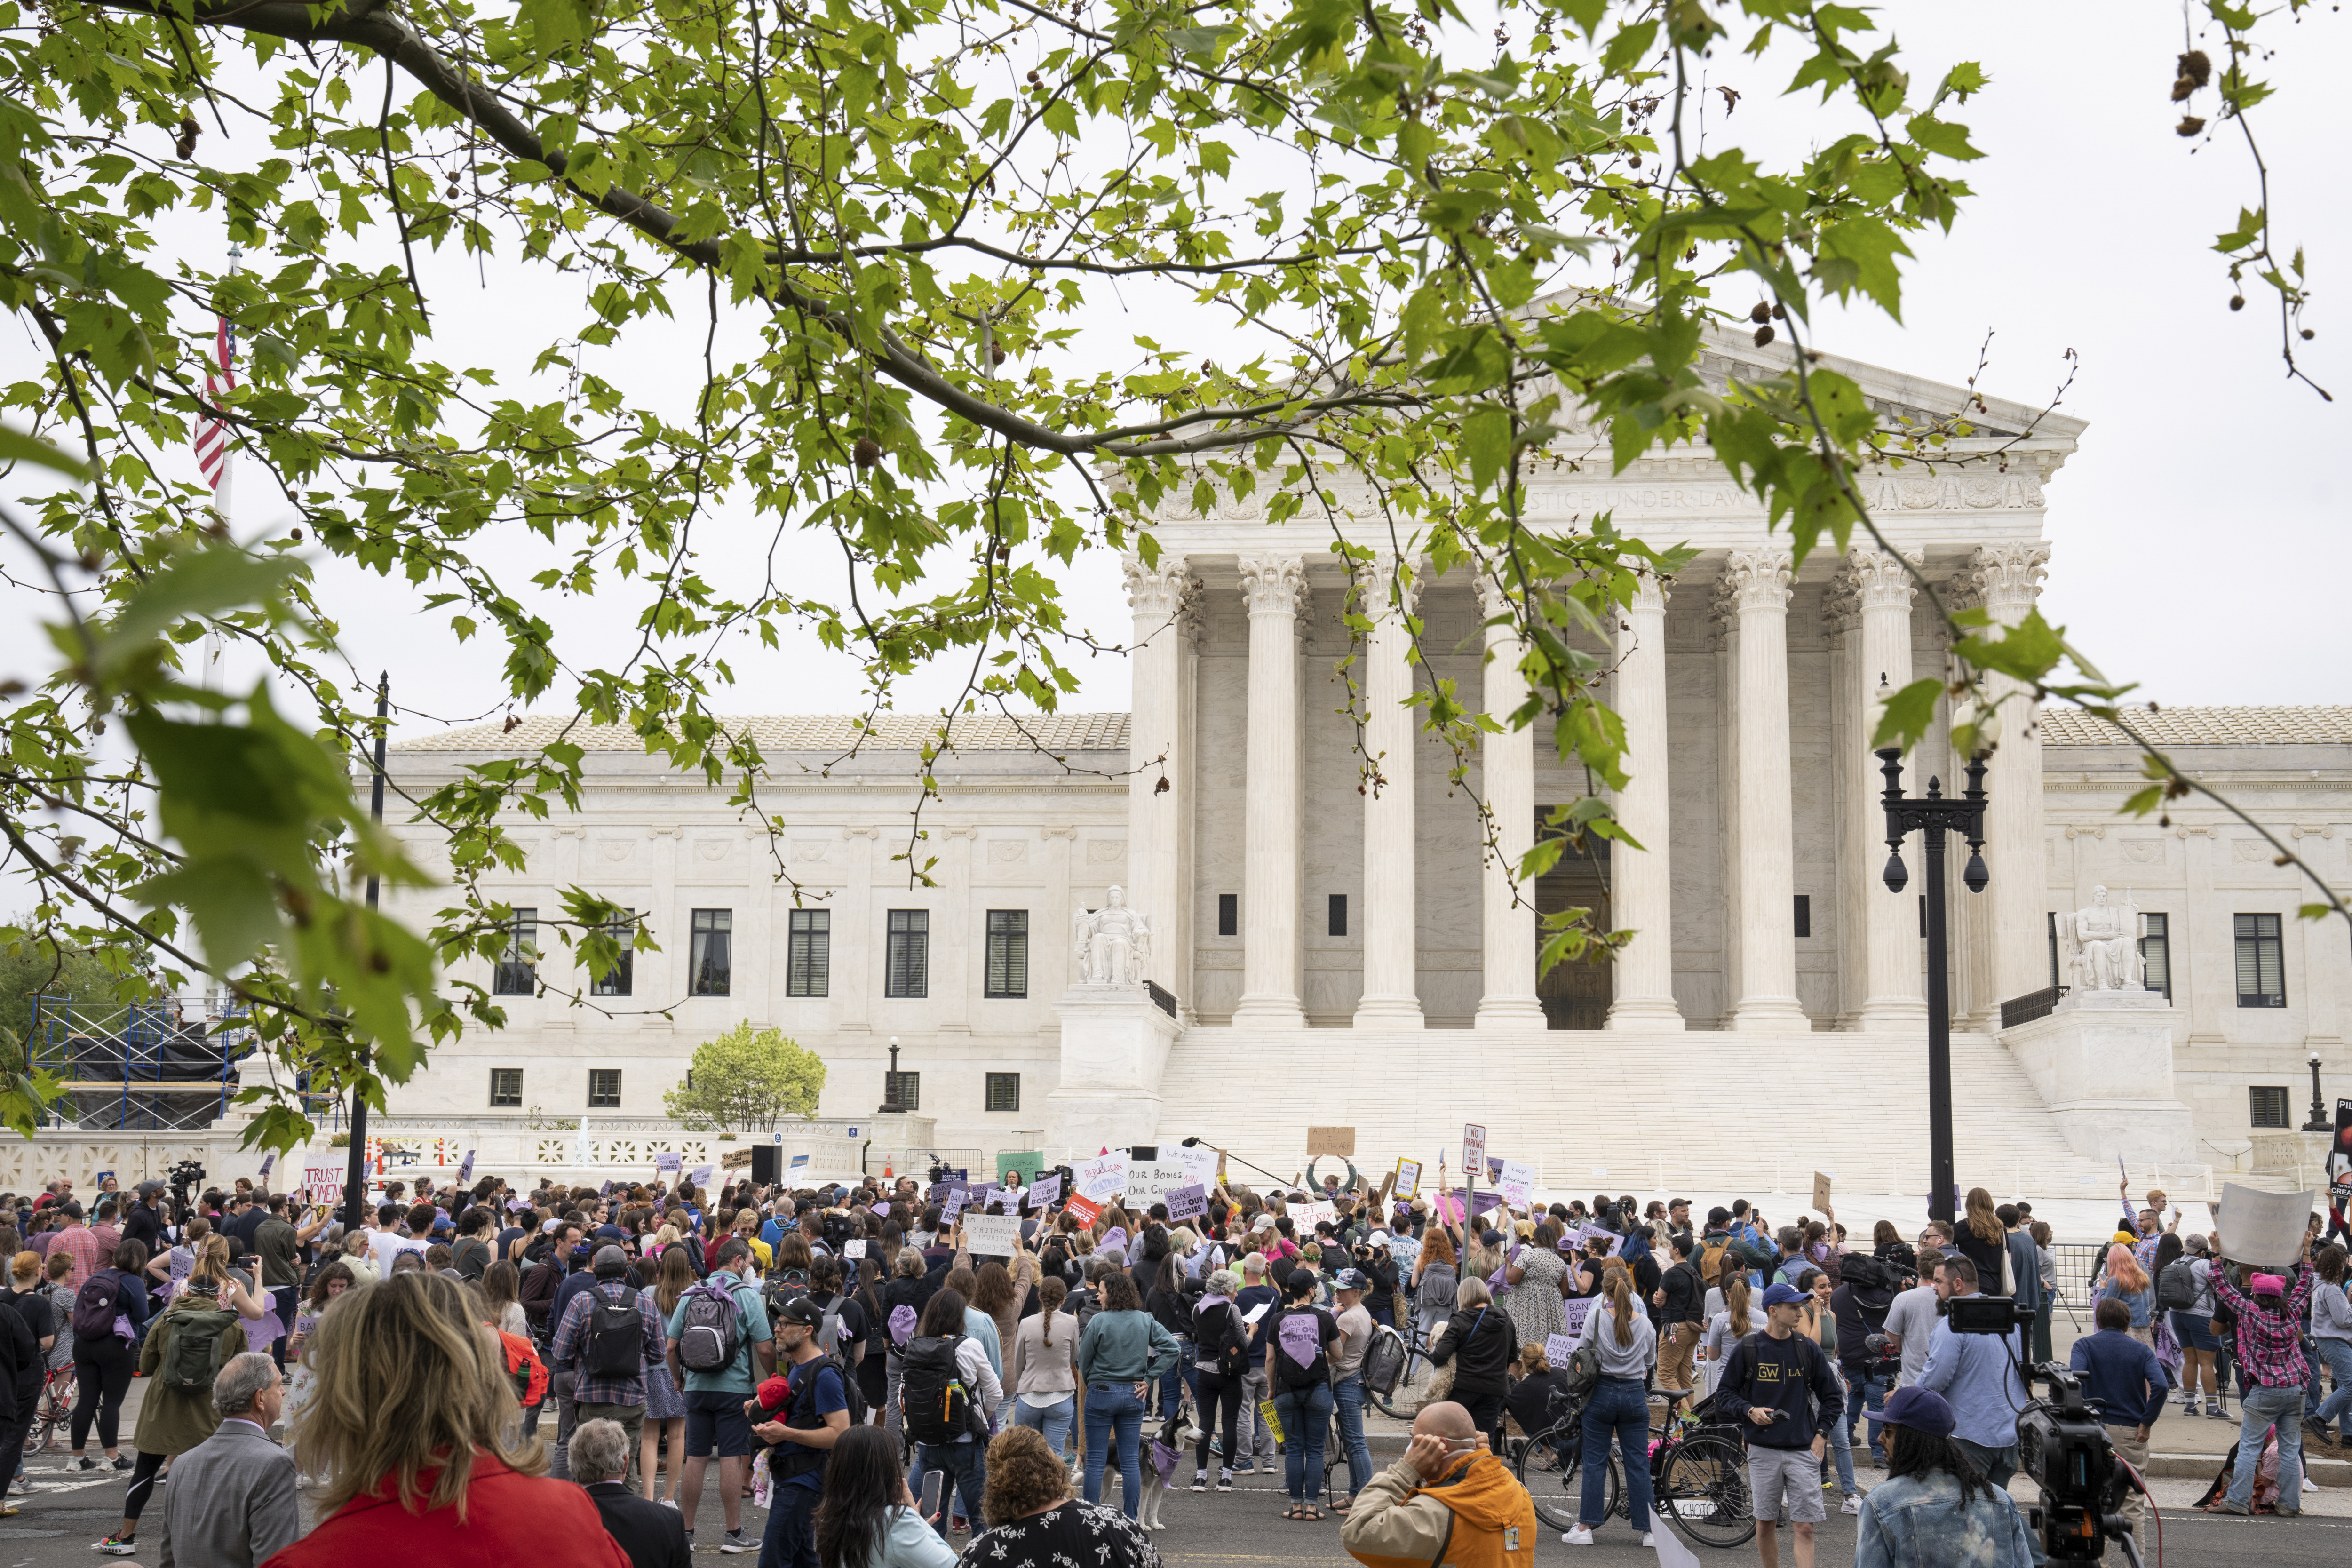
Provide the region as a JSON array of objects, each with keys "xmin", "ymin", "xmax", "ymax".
[
  {"xmin": 1875, "ymin": 1386, "xmax": 1955, "ymax": 1438},
  {"xmin": 1761, "ymin": 1282, "xmax": 1808, "ymax": 1309}
]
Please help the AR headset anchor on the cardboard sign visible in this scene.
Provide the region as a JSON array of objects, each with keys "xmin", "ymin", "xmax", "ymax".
[
  {"xmin": 1307, "ymin": 1126, "xmax": 1357, "ymax": 1158},
  {"xmin": 1560, "ymin": 1296, "xmax": 1595, "ymax": 1341},
  {"xmin": 1462, "ymin": 1123, "xmax": 1486, "ymax": 1171},
  {"xmin": 1166, "ymin": 1183, "xmax": 1208, "ymax": 1221},
  {"xmin": 656, "ymin": 1152, "xmax": 682, "ymax": 1174},
  {"xmin": 1393, "ymin": 1159, "xmax": 1422, "ymax": 1200},
  {"xmin": 1075, "ymin": 1154, "xmax": 1128, "ymax": 1204},
  {"xmin": 1545, "ymin": 1332, "xmax": 1580, "ymax": 1368},
  {"xmin": 1812, "ymin": 1171, "xmax": 1833, "ymax": 1214},
  {"xmin": 720, "ymin": 1148, "xmax": 755, "ymax": 1171},
  {"xmin": 1064, "ymin": 1192, "xmax": 1102, "ymax": 1228},
  {"xmin": 2215, "ymin": 1182, "xmax": 2317, "ymax": 1269},
  {"xmin": 962, "ymin": 1213, "xmax": 1021, "ymax": 1257},
  {"xmin": 1497, "ymin": 1160, "xmax": 1534, "ymax": 1209}
]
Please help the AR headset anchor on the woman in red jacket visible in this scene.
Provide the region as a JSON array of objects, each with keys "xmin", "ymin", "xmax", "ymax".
[{"xmin": 266, "ymin": 1270, "xmax": 628, "ymax": 1568}]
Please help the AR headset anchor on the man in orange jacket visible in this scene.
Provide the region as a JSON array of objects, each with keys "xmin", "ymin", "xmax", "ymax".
[{"xmin": 1341, "ymin": 1401, "xmax": 1538, "ymax": 1568}]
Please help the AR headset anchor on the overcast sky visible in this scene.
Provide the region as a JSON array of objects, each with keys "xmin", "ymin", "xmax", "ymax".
[{"xmin": 14, "ymin": 1, "xmax": 2345, "ymax": 741}]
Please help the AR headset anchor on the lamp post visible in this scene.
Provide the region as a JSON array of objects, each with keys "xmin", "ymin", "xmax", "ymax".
[
  {"xmin": 1877, "ymin": 747, "xmax": 1990, "ymax": 1230},
  {"xmin": 878, "ymin": 1035, "xmax": 903, "ymax": 1115},
  {"xmin": 2304, "ymin": 1052, "xmax": 2330, "ymax": 1133}
]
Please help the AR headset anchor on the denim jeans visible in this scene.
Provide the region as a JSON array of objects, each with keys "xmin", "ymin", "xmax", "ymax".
[
  {"xmin": 1331, "ymin": 1374, "xmax": 1374, "ymax": 1496},
  {"xmin": 2312, "ymin": 1337, "xmax": 2352, "ymax": 1441},
  {"xmin": 1013, "ymin": 1394, "xmax": 1077, "ymax": 1460},
  {"xmin": 759, "ymin": 1478, "xmax": 820, "ymax": 1568},
  {"xmin": 1272, "ymin": 1380, "xmax": 1334, "ymax": 1504},
  {"xmin": 1579, "ymin": 1377, "xmax": 1653, "ymax": 1531},
  {"xmin": 1084, "ymin": 1381, "xmax": 1148, "ymax": 1518},
  {"xmin": 1821, "ymin": 1373, "xmax": 1856, "ymax": 1496},
  {"xmin": 1844, "ymin": 1369, "xmax": 1889, "ymax": 1455},
  {"xmin": 2229, "ymin": 1384, "xmax": 2306, "ymax": 1511},
  {"xmin": 909, "ymin": 1440, "xmax": 985, "ymax": 1539}
]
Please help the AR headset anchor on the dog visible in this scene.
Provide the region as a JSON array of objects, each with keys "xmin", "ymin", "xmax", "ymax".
[{"xmin": 1136, "ymin": 1409, "xmax": 1203, "ymax": 1530}]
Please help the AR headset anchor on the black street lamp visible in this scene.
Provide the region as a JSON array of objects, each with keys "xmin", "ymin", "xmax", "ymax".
[
  {"xmin": 878, "ymin": 1035, "xmax": 904, "ymax": 1115},
  {"xmin": 2304, "ymin": 1052, "xmax": 2330, "ymax": 1133},
  {"xmin": 1878, "ymin": 747, "xmax": 1990, "ymax": 1230}
]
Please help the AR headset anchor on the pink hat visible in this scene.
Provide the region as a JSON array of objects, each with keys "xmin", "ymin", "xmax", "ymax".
[{"xmin": 2251, "ymin": 1273, "xmax": 2288, "ymax": 1296}]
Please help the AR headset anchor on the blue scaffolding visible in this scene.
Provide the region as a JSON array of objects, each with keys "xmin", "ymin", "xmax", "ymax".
[{"xmin": 28, "ymin": 995, "xmax": 253, "ymax": 1131}]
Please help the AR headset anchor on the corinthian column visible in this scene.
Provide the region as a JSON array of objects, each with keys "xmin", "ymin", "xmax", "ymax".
[
  {"xmin": 1966, "ymin": 542, "xmax": 2054, "ymax": 1024},
  {"xmin": 1474, "ymin": 576, "xmax": 1544, "ymax": 1032},
  {"xmin": 1606, "ymin": 578, "xmax": 1682, "ymax": 1030},
  {"xmin": 1354, "ymin": 555, "xmax": 1424, "ymax": 1027},
  {"xmin": 1843, "ymin": 549, "xmax": 1929, "ymax": 1029},
  {"xmin": 1123, "ymin": 552, "xmax": 1193, "ymax": 1001},
  {"xmin": 1724, "ymin": 547, "xmax": 1808, "ymax": 1031},
  {"xmin": 1232, "ymin": 556, "xmax": 1308, "ymax": 1027}
]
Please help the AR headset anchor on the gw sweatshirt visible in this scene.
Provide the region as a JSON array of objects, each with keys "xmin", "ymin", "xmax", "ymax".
[{"xmin": 1716, "ymin": 1328, "xmax": 1843, "ymax": 1450}]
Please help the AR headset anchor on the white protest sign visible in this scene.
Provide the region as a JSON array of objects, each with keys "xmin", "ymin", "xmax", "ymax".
[
  {"xmin": 1497, "ymin": 1159, "xmax": 1534, "ymax": 1209},
  {"xmin": 844, "ymin": 1239, "xmax": 867, "ymax": 1259},
  {"xmin": 1177, "ymin": 1143, "xmax": 1220, "ymax": 1190},
  {"xmin": 303, "ymin": 1166, "xmax": 342, "ymax": 1205},
  {"xmin": 1545, "ymin": 1332, "xmax": 1580, "ymax": 1368},
  {"xmin": 1393, "ymin": 1159, "xmax": 1422, "ymax": 1200},
  {"xmin": 1075, "ymin": 1153, "xmax": 1128, "ymax": 1203},
  {"xmin": 1124, "ymin": 1156, "xmax": 1204, "ymax": 1210},
  {"xmin": 961, "ymin": 1212, "xmax": 1021, "ymax": 1256},
  {"xmin": 2215, "ymin": 1182, "xmax": 2317, "ymax": 1269},
  {"xmin": 1560, "ymin": 1296, "xmax": 1595, "ymax": 1341},
  {"xmin": 1296, "ymin": 1201, "xmax": 1336, "ymax": 1231}
]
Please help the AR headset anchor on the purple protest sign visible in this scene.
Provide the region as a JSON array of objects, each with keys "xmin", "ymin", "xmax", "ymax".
[{"xmin": 1165, "ymin": 1183, "xmax": 1207, "ymax": 1221}]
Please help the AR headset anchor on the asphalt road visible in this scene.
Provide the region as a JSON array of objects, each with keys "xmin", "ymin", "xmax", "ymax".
[{"xmin": 0, "ymin": 1443, "xmax": 2325, "ymax": 1566}]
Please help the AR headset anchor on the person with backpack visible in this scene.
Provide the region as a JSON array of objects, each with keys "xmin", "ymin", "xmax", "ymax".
[
  {"xmin": 754, "ymin": 1295, "xmax": 861, "ymax": 1568},
  {"xmin": 1254, "ymin": 1267, "xmax": 1343, "ymax": 1520},
  {"xmin": 878, "ymin": 1249, "xmax": 936, "ymax": 1443},
  {"xmin": 550, "ymin": 1245, "xmax": 670, "ymax": 1488},
  {"xmin": 665, "ymin": 1237, "xmax": 775, "ymax": 1555},
  {"xmin": 1427, "ymin": 1278, "xmax": 1518, "ymax": 1458},
  {"xmin": 1076, "ymin": 1269, "xmax": 1179, "ymax": 1522},
  {"xmin": 1654, "ymin": 1234, "xmax": 1706, "ymax": 1402},
  {"xmin": 900, "ymin": 1287, "xmax": 1001, "ymax": 1540},
  {"xmin": 67, "ymin": 1238, "xmax": 153, "ymax": 1474},
  {"xmin": 87, "ymin": 1262, "xmax": 244, "ymax": 1557}
]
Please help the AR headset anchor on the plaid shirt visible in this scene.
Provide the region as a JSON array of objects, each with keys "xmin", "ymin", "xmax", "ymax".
[
  {"xmin": 2212, "ymin": 1268, "xmax": 2314, "ymax": 1389},
  {"xmin": 551, "ymin": 1279, "xmax": 668, "ymax": 1408},
  {"xmin": 51, "ymin": 1226, "xmax": 105, "ymax": 1292}
]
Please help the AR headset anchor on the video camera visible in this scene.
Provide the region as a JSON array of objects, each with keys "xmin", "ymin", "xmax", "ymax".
[
  {"xmin": 166, "ymin": 1159, "xmax": 206, "ymax": 1208},
  {"xmin": 1859, "ymin": 1330, "xmax": 1901, "ymax": 1386},
  {"xmin": 1947, "ymin": 1296, "xmax": 2142, "ymax": 1565}
]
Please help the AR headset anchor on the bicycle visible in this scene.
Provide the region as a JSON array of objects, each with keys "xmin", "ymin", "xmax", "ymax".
[
  {"xmin": 1648, "ymin": 1397, "xmax": 1757, "ymax": 1550},
  {"xmin": 1512, "ymin": 1399, "xmax": 1626, "ymax": 1531},
  {"xmin": 22, "ymin": 1364, "xmax": 75, "ymax": 1456}
]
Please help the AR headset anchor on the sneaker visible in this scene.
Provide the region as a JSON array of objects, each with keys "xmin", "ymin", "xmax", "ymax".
[
  {"xmin": 1217, "ymin": 1472, "xmax": 1233, "ymax": 1492},
  {"xmin": 75, "ymin": 1457, "xmax": 95, "ymax": 1472},
  {"xmin": 1192, "ymin": 1472, "xmax": 1209, "ymax": 1493},
  {"xmin": 1638, "ymin": 1534, "xmax": 1654, "ymax": 1548},
  {"xmin": 660, "ymin": 1499, "xmax": 681, "ymax": 1511},
  {"xmin": 2216, "ymin": 1499, "xmax": 2250, "ymax": 1515},
  {"xmin": 2209, "ymin": 1405, "xmax": 2234, "ymax": 1421},
  {"xmin": 94, "ymin": 1538, "xmax": 137, "ymax": 1557},
  {"xmin": 1230, "ymin": 1461, "xmax": 1256, "ymax": 1475},
  {"xmin": 1842, "ymin": 1495, "xmax": 1863, "ymax": 1516},
  {"xmin": 110, "ymin": 1456, "xmax": 132, "ymax": 1472},
  {"xmin": 1561, "ymin": 1525, "xmax": 1594, "ymax": 1545},
  {"xmin": 719, "ymin": 1530, "xmax": 755, "ymax": 1553}
]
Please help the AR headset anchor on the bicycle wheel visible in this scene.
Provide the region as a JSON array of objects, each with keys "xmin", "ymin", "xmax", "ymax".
[
  {"xmin": 1656, "ymin": 1431, "xmax": 1755, "ymax": 1549},
  {"xmin": 1514, "ymin": 1428, "xmax": 1618, "ymax": 1532}
]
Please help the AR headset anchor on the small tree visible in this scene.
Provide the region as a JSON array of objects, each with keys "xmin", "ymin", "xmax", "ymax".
[{"xmin": 663, "ymin": 1022, "xmax": 826, "ymax": 1134}]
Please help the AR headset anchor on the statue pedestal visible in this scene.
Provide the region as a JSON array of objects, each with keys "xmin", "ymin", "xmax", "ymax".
[
  {"xmin": 1046, "ymin": 986, "xmax": 1180, "ymax": 1159},
  {"xmin": 2000, "ymin": 1000, "xmax": 2197, "ymax": 1167}
]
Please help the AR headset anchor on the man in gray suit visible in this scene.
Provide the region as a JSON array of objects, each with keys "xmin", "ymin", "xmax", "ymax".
[{"xmin": 159, "ymin": 1352, "xmax": 300, "ymax": 1568}]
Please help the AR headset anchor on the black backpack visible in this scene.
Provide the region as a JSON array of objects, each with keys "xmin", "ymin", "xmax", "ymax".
[
  {"xmin": 2156, "ymin": 1259, "xmax": 2199, "ymax": 1313},
  {"xmin": 774, "ymin": 1353, "xmax": 869, "ymax": 1477},
  {"xmin": 1838, "ymin": 1252, "xmax": 1902, "ymax": 1296},
  {"xmin": 581, "ymin": 1283, "xmax": 646, "ymax": 1379},
  {"xmin": 900, "ymin": 1334, "xmax": 985, "ymax": 1446},
  {"xmin": 1269, "ymin": 1306, "xmax": 1328, "ymax": 1390}
]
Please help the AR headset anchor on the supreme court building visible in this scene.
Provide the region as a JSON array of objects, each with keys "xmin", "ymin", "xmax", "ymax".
[{"xmin": 374, "ymin": 332, "xmax": 2352, "ymax": 1200}]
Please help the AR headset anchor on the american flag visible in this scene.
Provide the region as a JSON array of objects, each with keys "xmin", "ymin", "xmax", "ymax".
[{"xmin": 194, "ymin": 311, "xmax": 234, "ymax": 493}]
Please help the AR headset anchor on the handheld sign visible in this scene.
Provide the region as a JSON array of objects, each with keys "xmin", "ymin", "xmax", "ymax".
[
  {"xmin": 1545, "ymin": 1332, "xmax": 1580, "ymax": 1368},
  {"xmin": 2214, "ymin": 1182, "xmax": 2316, "ymax": 1269},
  {"xmin": 1075, "ymin": 1153, "xmax": 1128, "ymax": 1204},
  {"xmin": 1560, "ymin": 1297, "xmax": 1595, "ymax": 1340},
  {"xmin": 1306, "ymin": 1126, "xmax": 1357, "ymax": 1158},
  {"xmin": 845, "ymin": 1239, "xmax": 868, "ymax": 1259},
  {"xmin": 1166, "ymin": 1183, "xmax": 1208, "ymax": 1221},
  {"xmin": 656, "ymin": 1152, "xmax": 682, "ymax": 1174},
  {"xmin": 689, "ymin": 1164, "xmax": 715, "ymax": 1187},
  {"xmin": 1064, "ymin": 1192, "xmax": 1103, "ymax": 1228},
  {"xmin": 1497, "ymin": 1160, "xmax": 1534, "ymax": 1209},
  {"xmin": 962, "ymin": 1213, "xmax": 1021, "ymax": 1257},
  {"xmin": 939, "ymin": 1183, "xmax": 969, "ymax": 1225},
  {"xmin": 1393, "ymin": 1159, "xmax": 1422, "ymax": 1200},
  {"xmin": 1812, "ymin": 1171, "xmax": 1833, "ymax": 1214}
]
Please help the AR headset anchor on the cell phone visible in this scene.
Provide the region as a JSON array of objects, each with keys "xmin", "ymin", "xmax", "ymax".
[{"xmin": 920, "ymin": 1469, "xmax": 945, "ymax": 1518}]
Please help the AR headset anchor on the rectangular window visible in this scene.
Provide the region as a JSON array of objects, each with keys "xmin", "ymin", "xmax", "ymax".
[
  {"xmin": 587, "ymin": 1068, "xmax": 621, "ymax": 1109},
  {"xmin": 1329, "ymin": 894, "xmax": 1348, "ymax": 937},
  {"xmin": 2234, "ymin": 913, "xmax": 2286, "ymax": 1007},
  {"xmin": 787, "ymin": 909, "xmax": 831, "ymax": 997},
  {"xmin": 588, "ymin": 917, "xmax": 632, "ymax": 997},
  {"xmin": 493, "ymin": 908, "xmax": 538, "ymax": 996},
  {"xmin": 985, "ymin": 1072, "xmax": 1020, "ymax": 1113},
  {"xmin": 489, "ymin": 1067, "xmax": 523, "ymax": 1107},
  {"xmin": 1793, "ymin": 894, "xmax": 1811, "ymax": 939},
  {"xmin": 2250, "ymin": 1085, "xmax": 2291, "ymax": 1129},
  {"xmin": 2047, "ymin": 912, "xmax": 2060, "ymax": 989},
  {"xmin": 885, "ymin": 1071, "xmax": 921, "ymax": 1111},
  {"xmin": 886, "ymin": 909, "xmax": 930, "ymax": 998},
  {"xmin": 690, "ymin": 908, "xmax": 733, "ymax": 997},
  {"xmin": 1217, "ymin": 893, "xmax": 1238, "ymax": 937},
  {"xmin": 985, "ymin": 910, "xmax": 1029, "ymax": 998},
  {"xmin": 2140, "ymin": 913, "xmax": 2171, "ymax": 1001}
]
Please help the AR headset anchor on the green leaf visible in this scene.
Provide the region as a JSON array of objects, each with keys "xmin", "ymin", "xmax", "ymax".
[
  {"xmin": 1870, "ymin": 677, "xmax": 1941, "ymax": 752},
  {"xmin": 89, "ymin": 548, "xmax": 304, "ymax": 682},
  {"xmin": 0, "ymin": 424, "xmax": 90, "ymax": 481}
]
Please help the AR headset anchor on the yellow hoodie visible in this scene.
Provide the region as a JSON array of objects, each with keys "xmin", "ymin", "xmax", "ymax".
[{"xmin": 1341, "ymin": 1450, "xmax": 1538, "ymax": 1568}]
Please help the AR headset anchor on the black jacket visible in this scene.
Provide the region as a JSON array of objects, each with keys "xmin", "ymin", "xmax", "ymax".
[
  {"xmin": 1429, "ymin": 1303, "xmax": 1518, "ymax": 1396},
  {"xmin": 587, "ymin": 1480, "xmax": 689, "ymax": 1568}
]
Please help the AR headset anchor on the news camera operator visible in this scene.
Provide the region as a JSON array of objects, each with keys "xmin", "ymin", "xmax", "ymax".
[
  {"xmin": 2066, "ymin": 1298, "xmax": 2166, "ymax": 1528},
  {"xmin": 1350, "ymin": 1241, "xmax": 1398, "ymax": 1329}
]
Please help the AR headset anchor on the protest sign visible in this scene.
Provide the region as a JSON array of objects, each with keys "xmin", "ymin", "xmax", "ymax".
[
  {"xmin": 939, "ymin": 1183, "xmax": 969, "ymax": 1225},
  {"xmin": 1393, "ymin": 1159, "xmax": 1422, "ymax": 1200},
  {"xmin": 689, "ymin": 1164, "xmax": 715, "ymax": 1187},
  {"xmin": 962, "ymin": 1213, "xmax": 1021, "ymax": 1256},
  {"xmin": 656, "ymin": 1152, "xmax": 682, "ymax": 1174},
  {"xmin": 1545, "ymin": 1332, "xmax": 1580, "ymax": 1368},
  {"xmin": 2215, "ymin": 1182, "xmax": 2317, "ymax": 1268},
  {"xmin": 871, "ymin": 1202, "xmax": 891, "ymax": 1217},
  {"xmin": 1297, "ymin": 1200, "xmax": 1336, "ymax": 1231},
  {"xmin": 1497, "ymin": 1160, "xmax": 1534, "ymax": 1209},
  {"xmin": 1560, "ymin": 1297, "xmax": 1594, "ymax": 1340},
  {"xmin": 1307, "ymin": 1126, "xmax": 1356, "ymax": 1158},
  {"xmin": 1064, "ymin": 1192, "xmax": 1102, "ymax": 1228},
  {"xmin": 303, "ymin": 1167, "xmax": 341, "ymax": 1205},
  {"xmin": 458, "ymin": 1149, "xmax": 475, "ymax": 1183},
  {"xmin": 1575, "ymin": 1225, "xmax": 1626, "ymax": 1257},
  {"xmin": 844, "ymin": 1239, "xmax": 867, "ymax": 1259},
  {"xmin": 1812, "ymin": 1171, "xmax": 1833, "ymax": 1214},
  {"xmin": 1177, "ymin": 1143, "xmax": 1220, "ymax": 1190},
  {"xmin": 1166, "ymin": 1183, "xmax": 1208, "ymax": 1221},
  {"xmin": 1075, "ymin": 1153, "xmax": 1128, "ymax": 1203},
  {"xmin": 721, "ymin": 1148, "xmax": 755, "ymax": 1171}
]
